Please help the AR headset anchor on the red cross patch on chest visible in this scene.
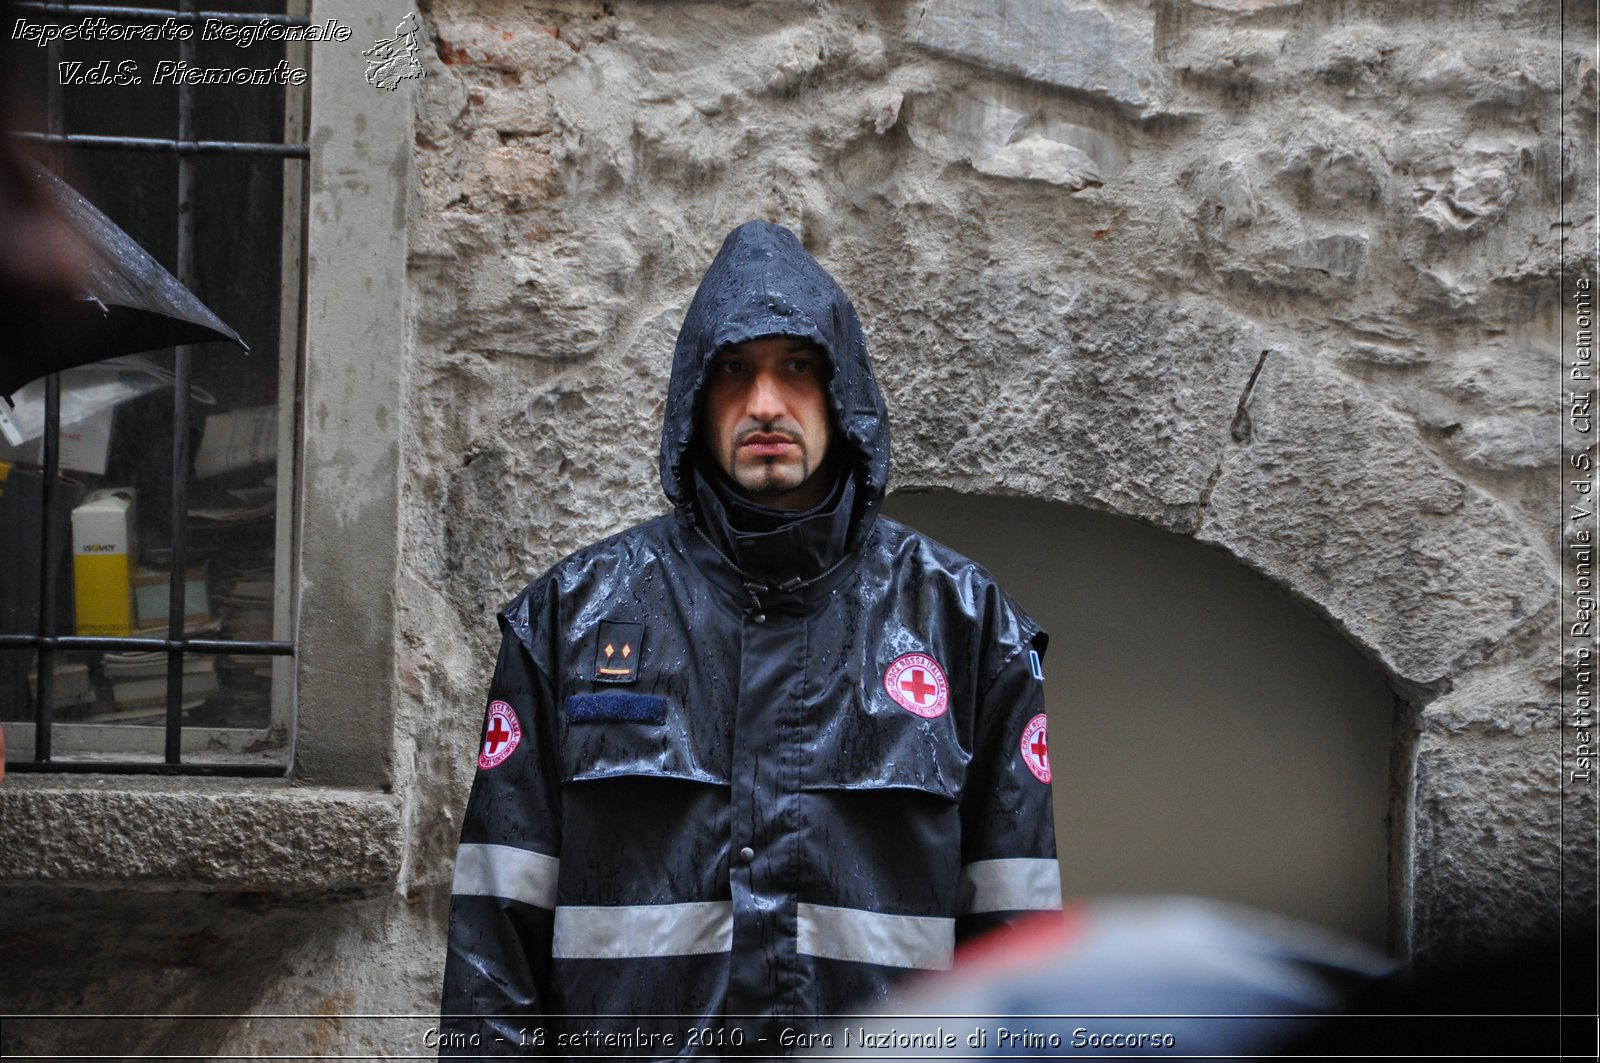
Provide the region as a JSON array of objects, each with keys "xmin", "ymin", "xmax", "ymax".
[{"xmin": 884, "ymin": 652, "xmax": 949, "ymax": 719}]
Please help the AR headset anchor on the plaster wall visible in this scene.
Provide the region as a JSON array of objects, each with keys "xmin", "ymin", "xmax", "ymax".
[{"xmin": 1, "ymin": 0, "xmax": 1593, "ymax": 1056}]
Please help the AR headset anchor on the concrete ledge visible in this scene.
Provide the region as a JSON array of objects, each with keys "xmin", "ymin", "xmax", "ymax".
[{"xmin": 0, "ymin": 776, "xmax": 402, "ymax": 894}]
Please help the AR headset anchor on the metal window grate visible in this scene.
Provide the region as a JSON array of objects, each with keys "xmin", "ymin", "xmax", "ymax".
[{"xmin": 6, "ymin": 0, "xmax": 305, "ymax": 776}]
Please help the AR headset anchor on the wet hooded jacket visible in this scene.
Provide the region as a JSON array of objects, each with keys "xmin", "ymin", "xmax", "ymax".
[{"xmin": 439, "ymin": 221, "xmax": 1060, "ymax": 1056}]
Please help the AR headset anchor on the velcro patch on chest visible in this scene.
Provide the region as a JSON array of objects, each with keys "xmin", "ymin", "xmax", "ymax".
[{"xmin": 566, "ymin": 692, "xmax": 668, "ymax": 724}]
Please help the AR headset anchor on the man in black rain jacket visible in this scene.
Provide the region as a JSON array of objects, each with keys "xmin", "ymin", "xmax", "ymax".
[{"xmin": 439, "ymin": 220, "xmax": 1060, "ymax": 1055}]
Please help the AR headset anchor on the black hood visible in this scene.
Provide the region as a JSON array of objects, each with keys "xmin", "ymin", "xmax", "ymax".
[{"xmin": 659, "ymin": 221, "xmax": 890, "ymax": 519}]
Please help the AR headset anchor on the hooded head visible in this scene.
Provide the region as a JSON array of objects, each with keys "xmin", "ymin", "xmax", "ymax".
[{"xmin": 659, "ymin": 221, "xmax": 890, "ymax": 528}]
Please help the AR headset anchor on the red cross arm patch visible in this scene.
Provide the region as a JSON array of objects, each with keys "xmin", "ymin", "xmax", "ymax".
[
  {"xmin": 478, "ymin": 700, "xmax": 522, "ymax": 770},
  {"xmin": 1020, "ymin": 712, "xmax": 1051, "ymax": 783}
]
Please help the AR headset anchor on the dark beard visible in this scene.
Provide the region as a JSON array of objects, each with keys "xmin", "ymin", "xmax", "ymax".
[{"xmin": 743, "ymin": 456, "xmax": 813, "ymax": 497}]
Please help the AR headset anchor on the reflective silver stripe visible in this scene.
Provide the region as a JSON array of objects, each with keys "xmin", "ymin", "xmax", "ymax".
[
  {"xmin": 958, "ymin": 858, "xmax": 1063, "ymax": 914},
  {"xmin": 553, "ymin": 901, "xmax": 732, "ymax": 959},
  {"xmin": 796, "ymin": 903, "xmax": 954, "ymax": 970},
  {"xmin": 451, "ymin": 843, "xmax": 559, "ymax": 909}
]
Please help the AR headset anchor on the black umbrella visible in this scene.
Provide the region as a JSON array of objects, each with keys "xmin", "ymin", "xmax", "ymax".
[{"xmin": 0, "ymin": 159, "xmax": 246, "ymax": 400}]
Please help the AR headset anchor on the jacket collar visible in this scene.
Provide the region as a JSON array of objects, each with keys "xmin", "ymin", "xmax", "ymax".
[{"xmin": 681, "ymin": 457, "xmax": 865, "ymax": 614}]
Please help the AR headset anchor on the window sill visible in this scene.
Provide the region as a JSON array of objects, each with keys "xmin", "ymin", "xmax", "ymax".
[{"xmin": 0, "ymin": 775, "xmax": 400, "ymax": 895}]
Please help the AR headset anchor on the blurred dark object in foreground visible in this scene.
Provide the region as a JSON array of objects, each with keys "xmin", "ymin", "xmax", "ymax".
[
  {"xmin": 1286, "ymin": 906, "xmax": 1598, "ymax": 1059},
  {"xmin": 820, "ymin": 897, "xmax": 1594, "ymax": 1059},
  {"xmin": 0, "ymin": 132, "xmax": 91, "ymax": 389}
]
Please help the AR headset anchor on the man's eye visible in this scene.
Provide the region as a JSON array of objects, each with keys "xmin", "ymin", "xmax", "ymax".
[
  {"xmin": 788, "ymin": 359, "xmax": 815, "ymax": 374},
  {"xmin": 716, "ymin": 360, "xmax": 743, "ymax": 374}
]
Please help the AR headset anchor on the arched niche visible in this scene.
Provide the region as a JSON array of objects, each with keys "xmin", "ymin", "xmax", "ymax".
[{"xmin": 884, "ymin": 490, "xmax": 1398, "ymax": 949}]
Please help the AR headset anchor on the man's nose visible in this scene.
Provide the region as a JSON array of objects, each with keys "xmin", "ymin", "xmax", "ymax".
[{"xmin": 746, "ymin": 370, "xmax": 786, "ymax": 421}]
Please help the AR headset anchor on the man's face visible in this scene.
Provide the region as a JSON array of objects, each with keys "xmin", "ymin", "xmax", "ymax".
[{"xmin": 703, "ymin": 336, "xmax": 832, "ymax": 510}]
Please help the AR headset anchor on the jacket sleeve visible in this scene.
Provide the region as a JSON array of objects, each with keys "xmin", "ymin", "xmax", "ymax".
[
  {"xmin": 438, "ymin": 604, "xmax": 563, "ymax": 1057},
  {"xmin": 956, "ymin": 628, "xmax": 1062, "ymax": 943}
]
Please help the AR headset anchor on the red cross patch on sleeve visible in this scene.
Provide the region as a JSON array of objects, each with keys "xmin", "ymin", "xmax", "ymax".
[
  {"xmin": 478, "ymin": 700, "xmax": 522, "ymax": 770},
  {"xmin": 1020, "ymin": 712, "xmax": 1051, "ymax": 783}
]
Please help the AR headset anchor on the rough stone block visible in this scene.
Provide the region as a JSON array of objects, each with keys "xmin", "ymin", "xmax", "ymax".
[
  {"xmin": 909, "ymin": 87, "xmax": 1031, "ymax": 160},
  {"xmin": 0, "ymin": 779, "xmax": 402, "ymax": 894},
  {"xmin": 440, "ymin": 304, "xmax": 679, "ymax": 613},
  {"xmin": 869, "ymin": 88, "xmax": 904, "ymax": 134},
  {"xmin": 1183, "ymin": 0, "xmax": 1300, "ymax": 10},
  {"xmin": 1408, "ymin": 267, "xmax": 1480, "ymax": 314},
  {"xmin": 1410, "ymin": 731, "xmax": 1570, "ymax": 962},
  {"xmin": 431, "ymin": 232, "xmax": 639, "ymax": 361},
  {"xmin": 1447, "ymin": 414, "xmax": 1563, "ymax": 473},
  {"xmin": 883, "ymin": 284, "xmax": 1262, "ymax": 529},
  {"xmin": 1275, "ymin": 140, "xmax": 1382, "ymax": 209},
  {"xmin": 1276, "ymin": 233, "xmax": 1369, "ymax": 282},
  {"xmin": 760, "ymin": 26, "xmax": 826, "ymax": 94},
  {"xmin": 906, "ymin": 84, "xmax": 1125, "ymax": 188},
  {"xmin": 1411, "ymin": 49, "xmax": 1472, "ymax": 94},
  {"xmin": 1165, "ymin": 26, "xmax": 1285, "ymax": 89},
  {"xmin": 1436, "ymin": 340, "xmax": 1549, "ymax": 411},
  {"xmin": 848, "ymin": 32, "xmax": 888, "ymax": 78},
  {"xmin": 470, "ymin": 85, "xmax": 556, "ymax": 138},
  {"xmin": 1414, "ymin": 159, "xmax": 1518, "ymax": 231},
  {"xmin": 1194, "ymin": 158, "xmax": 1264, "ymax": 229},
  {"xmin": 1387, "ymin": 127, "xmax": 1465, "ymax": 179},
  {"xmin": 912, "ymin": 0, "xmax": 1160, "ymax": 111},
  {"xmin": 433, "ymin": 13, "xmax": 568, "ymax": 75},
  {"xmin": 1223, "ymin": 233, "xmax": 1369, "ymax": 295},
  {"xmin": 1422, "ymin": 663, "xmax": 1559, "ymax": 737},
  {"xmin": 1397, "ymin": 135, "xmax": 1528, "ymax": 238},
  {"xmin": 973, "ymin": 136, "xmax": 1104, "ymax": 190},
  {"xmin": 1283, "ymin": 23, "xmax": 1393, "ymax": 93},
  {"xmin": 1468, "ymin": 68, "xmax": 1549, "ymax": 112},
  {"xmin": 478, "ymin": 141, "xmax": 557, "ymax": 207},
  {"xmin": 1197, "ymin": 351, "xmax": 1554, "ymax": 689}
]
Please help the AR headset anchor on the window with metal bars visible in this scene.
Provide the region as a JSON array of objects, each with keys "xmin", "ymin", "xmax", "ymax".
[{"xmin": 1, "ymin": 0, "xmax": 307, "ymax": 775}]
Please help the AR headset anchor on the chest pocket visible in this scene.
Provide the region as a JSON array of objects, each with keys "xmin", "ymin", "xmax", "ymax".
[
  {"xmin": 799, "ymin": 691, "xmax": 968, "ymax": 802},
  {"xmin": 794, "ymin": 682, "xmax": 968, "ymax": 914},
  {"xmin": 554, "ymin": 689, "xmax": 733, "ymax": 909},
  {"xmin": 558, "ymin": 691, "xmax": 729, "ymax": 787}
]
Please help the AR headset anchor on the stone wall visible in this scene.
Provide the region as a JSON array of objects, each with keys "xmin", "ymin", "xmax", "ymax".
[
  {"xmin": 407, "ymin": 0, "xmax": 1592, "ymax": 967},
  {"xmin": 1, "ymin": 1, "xmax": 1591, "ymax": 1056}
]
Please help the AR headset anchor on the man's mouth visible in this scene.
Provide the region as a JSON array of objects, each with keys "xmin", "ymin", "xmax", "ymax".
[{"xmin": 738, "ymin": 432, "xmax": 799, "ymax": 457}]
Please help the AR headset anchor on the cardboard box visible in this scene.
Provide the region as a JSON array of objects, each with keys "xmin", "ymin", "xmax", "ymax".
[
  {"xmin": 133, "ymin": 566, "xmax": 211, "ymax": 630},
  {"xmin": 71, "ymin": 489, "xmax": 136, "ymax": 637}
]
